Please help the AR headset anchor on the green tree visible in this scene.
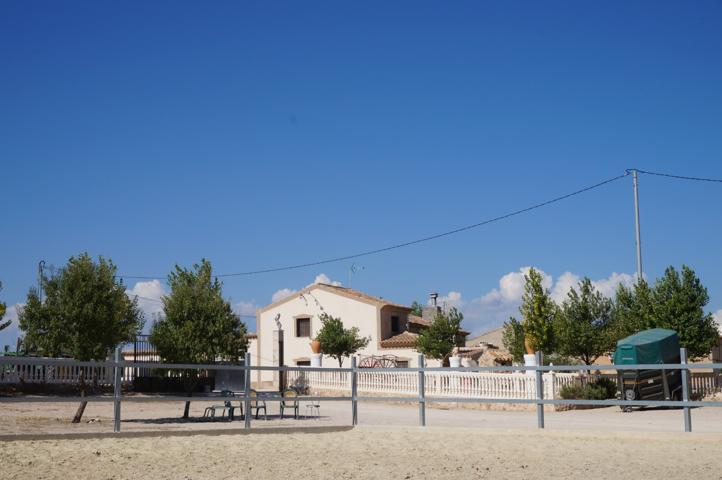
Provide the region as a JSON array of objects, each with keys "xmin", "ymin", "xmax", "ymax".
[
  {"xmin": 650, "ymin": 266, "xmax": 718, "ymax": 359},
  {"xmin": 409, "ymin": 301, "xmax": 424, "ymax": 317},
  {"xmin": 18, "ymin": 253, "xmax": 143, "ymax": 422},
  {"xmin": 519, "ymin": 268, "xmax": 557, "ymax": 354},
  {"xmin": 315, "ymin": 313, "xmax": 370, "ymax": 367},
  {"xmin": 502, "ymin": 317, "xmax": 526, "ymax": 364},
  {"xmin": 555, "ymin": 278, "xmax": 614, "ymax": 365},
  {"xmin": 0, "ymin": 281, "xmax": 9, "ymax": 332},
  {"xmin": 611, "ymin": 280, "xmax": 654, "ymax": 340},
  {"xmin": 150, "ymin": 259, "xmax": 248, "ymax": 418},
  {"xmin": 414, "ymin": 307, "xmax": 465, "ymax": 366},
  {"xmin": 611, "ymin": 266, "xmax": 718, "ymax": 360}
]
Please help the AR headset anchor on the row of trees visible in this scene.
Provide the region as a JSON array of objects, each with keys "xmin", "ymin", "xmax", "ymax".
[
  {"xmin": 502, "ymin": 265, "xmax": 719, "ymax": 364},
  {"xmin": 16, "ymin": 253, "xmax": 248, "ymax": 420}
]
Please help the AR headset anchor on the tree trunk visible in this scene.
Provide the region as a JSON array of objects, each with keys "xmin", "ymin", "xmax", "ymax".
[
  {"xmin": 181, "ymin": 372, "xmax": 197, "ymax": 419},
  {"xmin": 72, "ymin": 368, "xmax": 87, "ymax": 423},
  {"xmin": 72, "ymin": 389, "xmax": 87, "ymax": 423}
]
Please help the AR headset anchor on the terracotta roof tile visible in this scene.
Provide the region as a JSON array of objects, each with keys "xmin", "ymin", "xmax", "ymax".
[
  {"xmin": 408, "ymin": 315, "xmax": 430, "ymax": 326},
  {"xmin": 379, "ymin": 331, "xmax": 419, "ymax": 348},
  {"xmin": 319, "ymin": 284, "xmax": 410, "ymax": 310}
]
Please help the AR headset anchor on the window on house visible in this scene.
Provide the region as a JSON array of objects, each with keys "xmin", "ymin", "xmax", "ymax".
[
  {"xmin": 391, "ymin": 315, "xmax": 401, "ymax": 333},
  {"xmin": 296, "ymin": 360, "xmax": 311, "ymax": 366},
  {"xmin": 396, "ymin": 360, "xmax": 409, "ymax": 368},
  {"xmin": 296, "ymin": 317, "xmax": 311, "ymax": 337}
]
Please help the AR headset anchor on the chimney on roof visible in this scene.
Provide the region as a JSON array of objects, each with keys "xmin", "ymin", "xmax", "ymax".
[{"xmin": 422, "ymin": 292, "xmax": 441, "ymax": 323}]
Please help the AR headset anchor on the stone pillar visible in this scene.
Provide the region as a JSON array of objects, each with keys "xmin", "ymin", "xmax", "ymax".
[
  {"xmin": 273, "ymin": 330, "xmax": 284, "ymax": 388},
  {"xmin": 311, "ymin": 353, "xmax": 322, "ymax": 367}
]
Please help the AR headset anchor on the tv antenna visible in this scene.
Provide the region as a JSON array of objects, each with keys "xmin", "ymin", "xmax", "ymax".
[{"xmin": 348, "ymin": 263, "xmax": 364, "ymax": 288}]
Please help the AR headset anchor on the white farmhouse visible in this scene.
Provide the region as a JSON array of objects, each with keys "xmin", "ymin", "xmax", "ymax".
[{"xmin": 254, "ymin": 283, "xmax": 466, "ymax": 388}]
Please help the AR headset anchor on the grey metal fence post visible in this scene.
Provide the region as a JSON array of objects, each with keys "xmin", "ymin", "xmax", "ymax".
[
  {"xmin": 418, "ymin": 354, "xmax": 426, "ymax": 427},
  {"xmin": 351, "ymin": 356, "xmax": 358, "ymax": 426},
  {"xmin": 244, "ymin": 352, "xmax": 251, "ymax": 430},
  {"xmin": 113, "ymin": 346, "xmax": 122, "ymax": 433},
  {"xmin": 535, "ymin": 351, "xmax": 544, "ymax": 429},
  {"xmin": 680, "ymin": 347, "xmax": 692, "ymax": 432}
]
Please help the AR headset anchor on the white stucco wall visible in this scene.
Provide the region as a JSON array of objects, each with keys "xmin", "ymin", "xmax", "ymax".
[{"xmin": 255, "ymin": 286, "xmax": 440, "ymax": 386}]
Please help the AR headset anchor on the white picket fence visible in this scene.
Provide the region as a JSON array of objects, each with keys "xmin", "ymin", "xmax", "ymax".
[
  {"xmin": 691, "ymin": 373, "xmax": 722, "ymax": 397},
  {"xmin": 286, "ymin": 368, "xmax": 722, "ymax": 400}
]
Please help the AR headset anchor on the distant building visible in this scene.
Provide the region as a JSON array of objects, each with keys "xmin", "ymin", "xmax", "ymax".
[{"xmin": 466, "ymin": 326, "xmax": 506, "ymax": 351}]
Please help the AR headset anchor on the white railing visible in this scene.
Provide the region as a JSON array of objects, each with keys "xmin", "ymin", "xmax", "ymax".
[
  {"xmin": 286, "ymin": 369, "xmax": 350, "ymax": 393},
  {"xmin": 0, "ymin": 359, "xmax": 124, "ymax": 385},
  {"xmin": 286, "ymin": 368, "xmax": 722, "ymax": 400},
  {"xmin": 287, "ymin": 368, "xmax": 580, "ymax": 399},
  {"xmin": 691, "ymin": 373, "xmax": 721, "ymax": 397}
]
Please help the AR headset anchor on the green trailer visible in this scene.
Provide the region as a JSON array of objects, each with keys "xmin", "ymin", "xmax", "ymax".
[{"xmin": 613, "ymin": 328, "xmax": 682, "ymax": 411}]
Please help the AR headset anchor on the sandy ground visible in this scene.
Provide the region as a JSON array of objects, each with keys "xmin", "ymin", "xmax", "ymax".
[
  {"xmin": 3, "ymin": 426, "xmax": 722, "ymax": 479},
  {"xmin": 2, "ymin": 397, "xmax": 722, "ymax": 435}
]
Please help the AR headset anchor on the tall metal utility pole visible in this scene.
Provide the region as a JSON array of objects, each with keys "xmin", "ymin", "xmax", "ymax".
[
  {"xmin": 632, "ymin": 170, "xmax": 643, "ymax": 281},
  {"xmin": 37, "ymin": 260, "xmax": 46, "ymax": 302}
]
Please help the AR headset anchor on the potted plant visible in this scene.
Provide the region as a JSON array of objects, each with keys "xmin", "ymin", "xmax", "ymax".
[
  {"xmin": 524, "ymin": 336, "xmax": 535, "ymax": 355},
  {"xmin": 310, "ymin": 337, "xmax": 321, "ymax": 354}
]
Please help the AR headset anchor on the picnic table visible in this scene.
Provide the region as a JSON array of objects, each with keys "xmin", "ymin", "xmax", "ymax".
[{"xmin": 203, "ymin": 390, "xmax": 280, "ymax": 421}]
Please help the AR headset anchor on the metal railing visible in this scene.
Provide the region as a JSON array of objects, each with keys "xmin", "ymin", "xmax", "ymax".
[{"xmin": 1, "ymin": 348, "xmax": 721, "ymax": 433}]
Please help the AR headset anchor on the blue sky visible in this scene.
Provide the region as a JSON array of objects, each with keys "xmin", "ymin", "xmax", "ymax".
[{"xmin": 2, "ymin": 1, "xmax": 722, "ymax": 347}]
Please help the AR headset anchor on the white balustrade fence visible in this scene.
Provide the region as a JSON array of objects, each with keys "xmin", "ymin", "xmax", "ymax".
[
  {"xmin": 286, "ymin": 368, "xmax": 582, "ymax": 399},
  {"xmin": 286, "ymin": 369, "xmax": 351, "ymax": 393},
  {"xmin": 7, "ymin": 357, "xmax": 720, "ymax": 400},
  {"xmin": 691, "ymin": 373, "xmax": 721, "ymax": 397},
  {"xmin": 286, "ymin": 368, "xmax": 722, "ymax": 400},
  {"xmin": 0, "ymin": 359, "xmax": 131, "ymax": 386}
]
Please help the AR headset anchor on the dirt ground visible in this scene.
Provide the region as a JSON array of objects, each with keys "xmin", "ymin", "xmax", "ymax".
[
  {"xmin": 2, "ymin": 396, "xmax": 722, "ymax": 435},
  {"xmin": 3, "ymin": 426, "xmax": 722, "ymax": 480}
]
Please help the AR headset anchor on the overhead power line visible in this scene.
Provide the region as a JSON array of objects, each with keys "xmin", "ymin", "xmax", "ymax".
[
  {"xmin": 120, "ymin": 172, "xmax": 630, "ymax": 280},
  {"xmin": 633, "ymin": 169, "xmax": 722, "ymax": 183}
]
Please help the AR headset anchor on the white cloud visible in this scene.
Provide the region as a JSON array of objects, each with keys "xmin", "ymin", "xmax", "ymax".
[
  {"xmin": 714, "ymin": 310, "xmax": 722, "ymax": 334},
  {"xmin": 234, "ymin": 301, "xmax": 257, "ymax": 316},
  {"xmin": 433, "ymin": 291, "xmax": 465, "ymax": 310},
  {"xmin": 591, "ymin": 272, "xmax": 636, "ymax": 299},
  {"xmin": 312, "ymin": 273, "xmax": 342, "ymax": 286},
  {"xmin": 550, "ymin": 272, "xmax": 581, "ymax": 303},
  {"xmin": 0, "ymin": 303, "xmax": 23, "ymax": 350},
  {"xmin": 272, "ymin": 288, "xmax": 297, "ymax": 303},
  {"xmin": 126, "ymin": 279, "xmax": 167, "ymax": 329},
  {"xmin": 455, "ymin": 267, "xmax": 636, "ymax": 336},
  {"xmin": 479, "ymin": 267, "xmax": 552, "ymax": 305},
  {"xmin": 269, "ymin": 273, "xmax": 342, "ymax": 305}
]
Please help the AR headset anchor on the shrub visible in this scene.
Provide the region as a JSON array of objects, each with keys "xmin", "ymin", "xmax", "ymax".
[
  {"xmin": 543, "ymin": 353, "xmax": 578, "ymax": 366},
  {"xmin": 559, "ymin": 377, "xmax": 617, "ymax": 400},
  {"xmin": 592, "ymin": 377, "xmax": 617, "ymax": 398}
]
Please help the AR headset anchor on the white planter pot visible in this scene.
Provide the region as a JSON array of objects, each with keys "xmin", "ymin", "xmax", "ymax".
[{"xmin": 523, "ymin": 354, "xmax": 537, "ymax": 376}]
